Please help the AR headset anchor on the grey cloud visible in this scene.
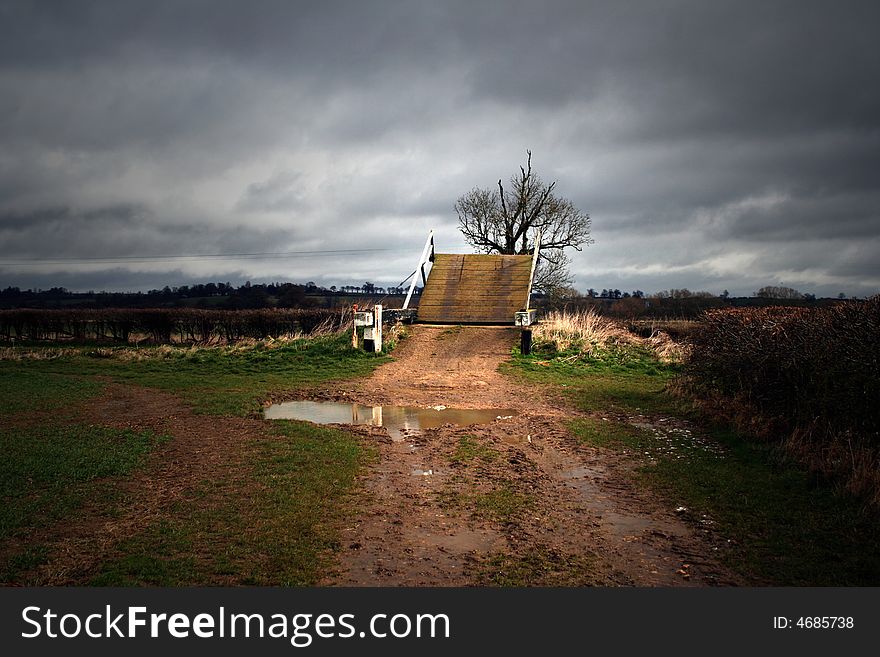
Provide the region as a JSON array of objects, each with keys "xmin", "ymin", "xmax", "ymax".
[
  {"xmin": 825, "ymin": 241, "xmax": 880, "ymax": 279},
  {"xmin": 236, "ymin": 172, "xmax": 308, "ymax": 214},
  {"xmin": 0, "ymin": 1, "xmax": 878, "ymax": 296},
  {"xmin": 0, "ymin": 203, "xmax": 147, "ymax": 232},
  {"xmin": 0, "ymin": 267, "xmax": 268, "ymax": 293},
  {"xmin": 0, "ymin": 203, "xmax": 293, "ymax": 260}
]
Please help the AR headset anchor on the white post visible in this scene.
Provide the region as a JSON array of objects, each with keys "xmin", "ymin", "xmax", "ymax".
[
  {"xmin": 351, "ymin": 305, "xmax": 358, "ymax": 349},
  {"xmin": 526, "ymin": 229, "xmax": 542, "ymax": 310},
  {"xmin": 374, "ymin": 304, "xmax": 383, "ymax": 353},
  {"xmin": 403, "ymin": 229, "xmax": 433, "ymax": 310}
]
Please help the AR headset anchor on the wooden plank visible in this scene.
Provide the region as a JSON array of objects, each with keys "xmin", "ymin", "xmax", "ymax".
[
  {"xmin": 418, "ymin": 290, "xmax": 519, "ymax": 298},
  {"xmin": 419, "ymin": 273, "xmax": 533, "ymax": 283},
  {"xmin": 417, "ymin": 299, "xmax": 529, "ymax": 306}
]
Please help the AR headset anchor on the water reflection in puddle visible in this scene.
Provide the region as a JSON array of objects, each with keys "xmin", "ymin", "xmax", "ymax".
[{"xmin": 264, "ymin": 400, "xmax": 517, "ymax": 441}]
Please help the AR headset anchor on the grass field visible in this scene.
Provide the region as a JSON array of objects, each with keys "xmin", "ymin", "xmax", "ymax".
[
  {"xmin": 507, "ymin": 347, "xmax": 880, "ymax": 585},
  {"xmin": 3, "ymin": 326, "xmax": 879, "ymax": 586},
  {"xmin": 0, "ymin": 334, "xmax": 387, "ymax": 585}
]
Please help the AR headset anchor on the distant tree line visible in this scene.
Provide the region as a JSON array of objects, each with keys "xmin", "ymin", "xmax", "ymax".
[
  {"xmin": 542, "ymin": 285, "xmax": 855, "ymax": 319},
  {"xmin": 0, "ymin": 278, "xmax": 858, "ymax": 317},
  {"xmin": 0, "ymin": 281, "xmax": 419, "ymax": 310},
  {"xmin": 582, "ymin": 289, "xmax": 646, "ymax": 299}
]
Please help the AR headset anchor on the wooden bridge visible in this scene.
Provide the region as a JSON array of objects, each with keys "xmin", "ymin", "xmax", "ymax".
[{"xmin": 416, "ymin": 253, "xmax": 533, "ymax": 324}]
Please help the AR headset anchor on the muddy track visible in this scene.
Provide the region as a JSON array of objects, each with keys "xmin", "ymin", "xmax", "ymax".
[
  {"xmin": 324, "ymin": 325, "xmax": 741, "ymax": 586},
  {"xmin": 5, "ymin": 326, "xmax": 740, "ymax": 586}
]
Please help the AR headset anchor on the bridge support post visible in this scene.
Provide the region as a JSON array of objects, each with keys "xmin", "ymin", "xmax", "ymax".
[{"xmin": 520, "ymin": 329, "xmax": 532, "ymax": 355}]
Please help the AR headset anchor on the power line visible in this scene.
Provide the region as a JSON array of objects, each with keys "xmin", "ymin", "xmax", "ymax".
[{"xmin": 0, "ymin": 247, "xmax": 399, "ymax": 266}]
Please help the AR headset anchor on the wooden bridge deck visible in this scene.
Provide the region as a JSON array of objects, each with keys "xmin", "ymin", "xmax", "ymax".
[{"xmin": 416, "ymin": 253, "xmax": 532, "ymax": 324}]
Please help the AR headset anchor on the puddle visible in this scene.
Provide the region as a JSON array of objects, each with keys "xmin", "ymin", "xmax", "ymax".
[{"xmin": 264, "ymin": 400, "xmax": 517, "ymax": 441}]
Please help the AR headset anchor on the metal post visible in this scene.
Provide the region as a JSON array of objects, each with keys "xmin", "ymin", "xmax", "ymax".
[{"xmin": 403, "ymin": 229, "xmax": 434, "ymax": 310}]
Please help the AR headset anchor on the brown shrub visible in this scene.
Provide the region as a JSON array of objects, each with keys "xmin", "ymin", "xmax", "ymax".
[{"xmin": 684, "ymin": 296, "xmax": 880, "ymax": 504}]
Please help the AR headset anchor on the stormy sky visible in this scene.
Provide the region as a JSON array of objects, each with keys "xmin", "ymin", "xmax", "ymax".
[{"xmin": 1, "ymin": 0, "xmax": 878, "ymax": 297}]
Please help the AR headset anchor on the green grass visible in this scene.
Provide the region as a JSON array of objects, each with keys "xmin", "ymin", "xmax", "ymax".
[
  {"xmin": 473, "ymin": 485, "xmax": 531, "ymax": 525},
  {"xmin": 505, "ymin": 348, "xmax": 684, "ymax": 416},
  {"xmin": 512, "ymin": 345, "xmax": 880, "ymax": 586},
  {"xmin": 478, "ymin": 546, "xmax": 598, "ymax": 586},
  {"xmin": 639, "ymin": 428, "xmax": 880, "ymax": 585},
  {"xmin": 0, "ymin": 370, "xmax": 101, "ymax": 416},
  {"xmin": 0, "ymin": 424, "xmax": 168, "ymax": 541},
  {"xmin": 437, "ymin": 481, "xmax": 532, "ymax": 527},
  {"xmin": 90, "ymin": 420, "xmax": 372, "ymax": 586},
  {"xmin": 451, "ymin": 434, "xmax": 499, "ymax": 465},
  {"xmin": 250, "ymin": 420, "xmax": 371, "ymax": 585},
  {"xmin": 569, "ymin": 417, "xmax": 654, "ymax": 449},
  {"xmin": 0, "ymin": 546, "xmax": 51, "ymax": 581},
  {"xmin": 0, "ymin": 333, "xmax": 388, "ymax": 416}
]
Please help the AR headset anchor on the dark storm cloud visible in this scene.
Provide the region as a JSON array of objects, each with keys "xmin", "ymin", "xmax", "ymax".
[
  {"xmin": 0, "ymin": 202, "xmax": 294, "ymax": 262},
  {"xmin": 0, "ymin": 203, "xmax": 146, "ymax": 232},
  {"xmin": 0, "ymin": 0, "xmax": 878, "ymax": 296},
  {"xmin": 0, "ymin": 266, "xmax": 280, "ymax": 293}
]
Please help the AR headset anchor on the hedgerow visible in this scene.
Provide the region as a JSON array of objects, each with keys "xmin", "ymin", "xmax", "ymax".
[
  {"xmin": 684, "ymin": 297, "xmax": 880, "ymax": 503},
  {"xmin": 0, "ymin": 308, "xmax": 348, "ymax": 344}
]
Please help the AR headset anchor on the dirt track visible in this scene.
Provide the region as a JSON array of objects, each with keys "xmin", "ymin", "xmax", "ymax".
[{"xmin": 321, "ymin": 326, "xmax": 739, "ymax": 586}]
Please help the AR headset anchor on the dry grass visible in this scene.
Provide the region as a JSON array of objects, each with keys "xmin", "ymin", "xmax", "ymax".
[
  {"xmin": 533, "ymin": 310, "xmax": 687, "ymax": 363},
  {"xmin": 533, "ymin": 310, "xmax": 634, "ymax": 353},
  {"xmin": 785, "ymin": 428, "xmax": 880, "ymax": 508},
  {"xmin": 0, "ymin": 333, "xmax": 327, "ymax": 363},
  {"xmin": 645, "ymin": 330, "xmax": 690, "ymax": 363},
  {"xmin": 0, "ymin": 347, "xmax": 80, "ymax": 361}
]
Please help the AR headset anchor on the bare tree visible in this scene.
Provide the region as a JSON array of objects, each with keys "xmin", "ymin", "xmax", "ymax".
[
  {"xmin": 455, "ymin": 151, "xmax": 592, "ymax": 293},
  {"xmin": 755, "ymin": 285, "xmax": 804, "ymax": 299},
  {"xmin": 651, "ymin": 288, "xmax": 715, "ymax": 299}
]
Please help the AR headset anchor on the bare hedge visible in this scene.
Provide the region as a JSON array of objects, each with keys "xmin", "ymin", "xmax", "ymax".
[
  {"xmin": 685, "ymin": 297, "xmax": 880, "ymax": 501},
  {"xmin": 0, "ymin": 308, "xmax": 348, "ymax": 344}
]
